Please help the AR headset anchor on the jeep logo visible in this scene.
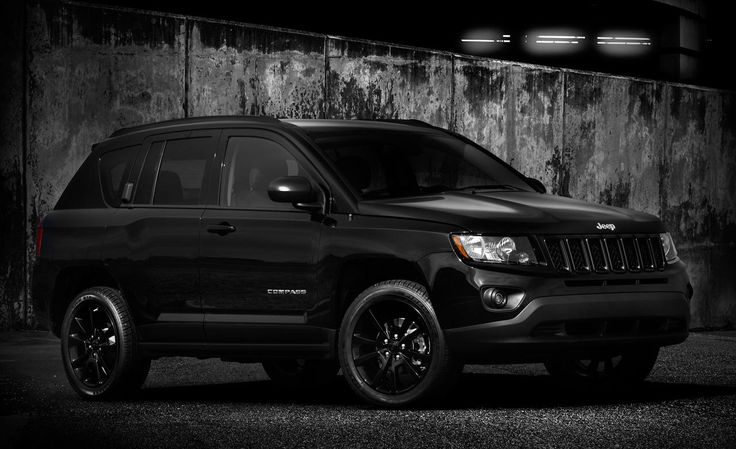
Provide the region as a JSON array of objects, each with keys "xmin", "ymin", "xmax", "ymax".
[
  {"xmin": 596, "ymin": 222, "xmax": 616, "ymax": 231},
  {"xmin": 267, "ymin": 289, "xmax": 307, "ymax": 295}
]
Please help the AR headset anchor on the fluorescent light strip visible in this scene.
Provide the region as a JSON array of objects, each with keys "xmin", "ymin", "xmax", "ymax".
[
  {"xmin": 538, "ymin": 35, "xmax": 585, "ymax": 39},
  {"xmin": 502, "ymin": 34, "xmax": 511, "ymax": 38},
  {"xmin": 461, "ymin": 39, "xmax": 510, "ymax": 43},
  {"xmin": 597, "ymin": 41, "xmax": 652, "ymax": 46},
  {"xmin": 536, "ymin": 40, "xmax": 579, "ymax": 44},
  {"xmin": 597, "ymin": 36, "xmax": 651, "ymax": 43}
]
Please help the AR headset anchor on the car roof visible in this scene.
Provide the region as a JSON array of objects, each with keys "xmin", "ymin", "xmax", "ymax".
[
  {"xmin": 107, "ymin": 115, "xmax": 282, "ymax": 139},
  {"xmin": 108, "ymin": 116, "xmax": 439, "ymax": 138},
  {"xmin": 99, "ymin": 117, "xmax": 444, "ymax": 151},
  {"xmin": 284, "ymin": 119, "xmax": 438, "ymax": 131}
]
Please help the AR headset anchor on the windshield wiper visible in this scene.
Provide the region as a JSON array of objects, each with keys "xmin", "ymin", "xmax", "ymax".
[{"xmin": 445, "ymin": 184, "xmax": 524, "ymax": 193}]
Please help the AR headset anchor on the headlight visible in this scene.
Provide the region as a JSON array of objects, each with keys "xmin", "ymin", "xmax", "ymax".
[
  {"xmin": 450, "ymin": 234, "xmax": 539, "ymax": 265},
  {"xmin": 659, "ymin": 232, "xmax": 679, "ymax": 264}
]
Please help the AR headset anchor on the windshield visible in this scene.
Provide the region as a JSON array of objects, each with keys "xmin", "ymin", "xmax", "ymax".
[{"xmin": 303, "ymin": 127, "xmax": 533, "ymax": 200}]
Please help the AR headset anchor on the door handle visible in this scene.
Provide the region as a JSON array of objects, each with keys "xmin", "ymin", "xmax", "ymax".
[{"xmin": 206, "ymin": 222, "xmax": 236, "ymax": 235}]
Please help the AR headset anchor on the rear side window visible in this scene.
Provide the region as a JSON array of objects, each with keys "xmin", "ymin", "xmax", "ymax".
[
  {"xmin": 152, "ymin": 137, "xmax": 213, "ymax": 205},
  {"xmin": 99, "ymin": 145, "xmax": 139, "ymax": 207}
]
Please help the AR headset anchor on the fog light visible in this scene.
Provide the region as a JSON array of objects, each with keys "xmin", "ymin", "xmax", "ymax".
[
  {"xmin": 491, "ymin": 290, "xmax": 507, "ymax": 308},
  {"xmin": 482, "ymin": 288, "xmax": 507, "ymax": 309}
]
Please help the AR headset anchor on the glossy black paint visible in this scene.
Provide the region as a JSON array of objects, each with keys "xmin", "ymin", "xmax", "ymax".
[
  {"xmin": 268, "ymin": 176, "xmax": 316, "ymax": 204},
  {"xmin": 105, "ymin": 206, "xmax": 204, "ymax": 342},
  {"xmin": 359, "ymin": 191, "xmax": 665, "ymax": 235},
  {"xmin": 32, "ymin": 117, "xmax": 692, "ymax": 363},
  {"xmin": 199, "ymin": 207, "xmax": 322, "ymax": 342}
]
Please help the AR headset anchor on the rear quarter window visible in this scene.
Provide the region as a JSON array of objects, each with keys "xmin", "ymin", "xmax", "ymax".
[{"xmin": 55, "ymin": 153, "xmax": 106, "ymax": 210}]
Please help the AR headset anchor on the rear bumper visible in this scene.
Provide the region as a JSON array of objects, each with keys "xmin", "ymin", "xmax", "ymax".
[
  {"xmin": 445, "ymin": 291, "xmax": 689, "ymax": 363},
  {"xmin": 30, "ymin": 260, "xmax": 56, "ymax": 332}
]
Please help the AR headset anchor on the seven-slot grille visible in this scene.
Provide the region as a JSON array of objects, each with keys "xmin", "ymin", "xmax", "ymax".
[{"xmin": 543, "ymin": 235, "xmax": 665, "ymax": 274}]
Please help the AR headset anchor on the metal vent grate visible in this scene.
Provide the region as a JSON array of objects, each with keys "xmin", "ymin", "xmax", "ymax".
[
  {"xmin": 546, "ymin": 238, "xmax": 568, "ymax": 271},
  {"xmin": 567, "ymin": 239, "xmax": 590, "ymax": 272},
  {"xmin": 543, "ymin": 235, "xmax": 665, "ymax": 274}
]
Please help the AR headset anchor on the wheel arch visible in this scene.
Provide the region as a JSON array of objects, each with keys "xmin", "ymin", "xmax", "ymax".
[
  {"xmin": 334, "ymin": 257, "xmax": 429, "ymax": 325},
  {"xmin": 50, "ymin": 265, "xmax": 123, "ymax": 336}
]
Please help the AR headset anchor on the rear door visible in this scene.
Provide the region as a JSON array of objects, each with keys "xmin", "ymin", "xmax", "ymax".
[
  {"xmin": 105, "ymin": 129, "xmax": 220, "ymax": 343},
  {"xmin": 199, "ymin": 129, "xmax": 324, "ymax": 344}
]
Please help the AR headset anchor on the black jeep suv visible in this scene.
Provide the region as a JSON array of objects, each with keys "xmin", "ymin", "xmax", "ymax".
[{"xmin": 32, "ymin": 116, "xmax": 692, "ymax": 406}]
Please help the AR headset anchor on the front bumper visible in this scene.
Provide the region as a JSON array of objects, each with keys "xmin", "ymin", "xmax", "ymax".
[
  {"xmin": 424, "ymin": 253, "xmax": 692, "ymax": 363},
  {"xmin": 445, "ymin": 291, "xmax": 689, "ymax": 363}
]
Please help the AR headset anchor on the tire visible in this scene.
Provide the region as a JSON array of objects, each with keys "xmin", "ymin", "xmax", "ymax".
[
  {"xmin": 544, "ymin": 346, "xmax": 660, "ymax": 384},
  {"xmin": 60, "ymin": 287, "xmax": 150, "ymax": 399},
  {"xmin": 262, "ymin": 359, "xmax": 339, "ymax": 388},
  {"xmin": 338, "ymin": 280, "xmax": 454, "ymax": 407}
]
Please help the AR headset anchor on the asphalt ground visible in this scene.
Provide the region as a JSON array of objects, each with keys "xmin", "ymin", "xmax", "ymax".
[{"xmin": 1, "ymin": 330, "xmax": 735, "ymax": 448}]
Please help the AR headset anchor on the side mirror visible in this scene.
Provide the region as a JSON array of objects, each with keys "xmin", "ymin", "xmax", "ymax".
[
  {"xmin": 526, "ymin": 177, "xmax": 546, "ymax": 194},
  {"xmin": 268, "ymin": 176, "xmax": 322, "ymax": 212}
]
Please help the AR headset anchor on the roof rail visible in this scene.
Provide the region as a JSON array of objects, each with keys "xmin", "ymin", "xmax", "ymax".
[
  {"xmin": 108, "ymin": 115, "xmax": 281, "ymax": 138},
  {"xmin": 369, "ymin": 119, "xmax": 437, "ymax": 129}
]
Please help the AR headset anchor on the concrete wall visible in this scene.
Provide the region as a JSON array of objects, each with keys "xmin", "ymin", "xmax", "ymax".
[
  {"xmin": 1, "ymin": 0, "xmax": 734, "ymax": 330},
  {"xmin": 0, "ymin": 0, "xmax": 27, "ymax": 329}
]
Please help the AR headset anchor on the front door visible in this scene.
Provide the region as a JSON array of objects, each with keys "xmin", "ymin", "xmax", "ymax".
[{"xmin": 199, "ymin": 130, "xmax": 324, "ymax": 343}]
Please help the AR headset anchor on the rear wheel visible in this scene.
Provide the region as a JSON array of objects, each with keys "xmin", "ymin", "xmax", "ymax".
[
  {"xmin": 544, "ymin": 347, "xmax": 660, "ymax": 384},
  {"xmin": 338, "ymin": 280, "xmax": 454, "ymax": 407},
  {"xmin": 60, "ymin": 287, "xmax": 150, "ymax": 399},
  {"xmin": 262, "ymin": 359, "xmax": 339, "ymax": 388}
]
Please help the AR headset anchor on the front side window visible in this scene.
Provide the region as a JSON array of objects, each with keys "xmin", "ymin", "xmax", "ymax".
[
  {"xmin": 99, "ymin": 145, "xmax": 139, "ymax": 207},
  {"xmin": 304, "ymin": 128, "xmax": 533, "ymax": 200},
  {"xmin": 220, "ymin": 136, "xmax": 304, "ymax": 210},
  {"xmin": 152, "ymin": 137, "xmax": 213, "ymax": 205}
]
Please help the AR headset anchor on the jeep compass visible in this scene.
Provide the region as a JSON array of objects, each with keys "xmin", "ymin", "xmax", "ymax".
[{"xmin": 32, "ymin": 117, "xmax": 692, "ymax": 406}]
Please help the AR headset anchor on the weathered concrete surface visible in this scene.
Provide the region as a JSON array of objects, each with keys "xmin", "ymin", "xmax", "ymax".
[
  {"xmin": 189, "ymin": 20, "xmax": 325, "ymax": 118},
  {"xmin": 662, "ymin": 86, "xmax": 736, "ymax": 327},
  {"xmin": 1, "ymin": 0, "xmax": 735, "ymax": 330},
  {"xmin": 563, "ymin": 73, "xmax": 665, "ymax": 216},
  {"xmin": 682, "ymin": 247, "xmax": 736, "ymax": 328},
  {"xmin": 326, "ymin": 38, "xmax": 453, "ymax": 127},
  {"xmin": 26, "ymin": 2, "xmax": 186, "ymax": 224},
  {"xmin": 453, "ymin": 58, "xmax": 564, "ymax": 186},
  {"xmin": 0, "ymin": 0, "xmax": 26, "ymax": 330}
]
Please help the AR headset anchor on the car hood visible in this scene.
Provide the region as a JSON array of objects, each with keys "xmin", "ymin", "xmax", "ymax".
[{"xmin": 357, "ymin": 191, "xmax": 664, "ymax": 235}]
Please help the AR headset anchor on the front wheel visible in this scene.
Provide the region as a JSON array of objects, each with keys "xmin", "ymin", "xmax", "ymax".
[
  {"xmin": 338, "ymin": 280, "xmax": 454, "ymax": 407},
  {"xmin": 544, "ymin": 347, "xmax": 660, "ymax": 384},
  {"xmin": 60, "ymin": 287, "xmax": 150, "ymax": 399}
]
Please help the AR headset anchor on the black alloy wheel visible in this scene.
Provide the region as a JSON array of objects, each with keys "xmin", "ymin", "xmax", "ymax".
[
  {"xmin": 66, "ymin": 299, "xmax": 119, "ymax": 387},
  {"xmin": 350, "ymin": 300, "xmax": 432, "ymax": 395},
  {"xmin": 339, "ymin": 280, "xmax": 455, "ymax": 407},
  {"xmin": 60, "ymin": 287, "xmax": 150, "ymax": 399}
]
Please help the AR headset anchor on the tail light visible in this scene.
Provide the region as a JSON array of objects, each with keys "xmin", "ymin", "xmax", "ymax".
[{"xmin": 35, "ymin": 218, "xmax": 44, "ymax": 257}]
